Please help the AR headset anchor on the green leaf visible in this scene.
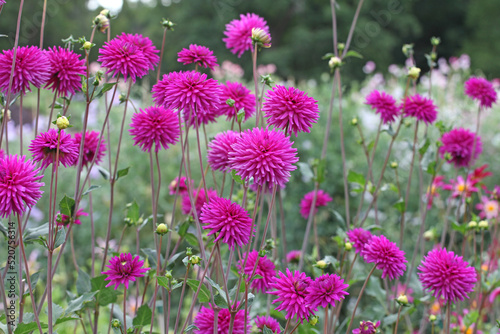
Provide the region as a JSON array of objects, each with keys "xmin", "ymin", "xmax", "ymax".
[
  {"xmin": 344, "ymin": 50, "xmax": 363, "ymax": 59},
  {"xmin": 82, "ymin": 185, "xmax": 101, "ymax": 196},
  {"xmin": 141, "ymin": 248, "xmax": 162, "ymax": 268},
  {"xmin": 23, "ymin": 223, "xmax": 49, "ymax": 244},
  {"xmin": 393, "ymin": 199, "xmax": 405, "ymax": 213},
  {"xmin": 231, "ymin": 170, "xmax": 244, "ymax": 185},
  {"xmin": 263, "ymin": 327, "xmax": 275, "ymax": 334},
  {"xmin": 419, "ymin": 138, "xmax": 431, "ymax": 156},
  {"xmin": 214, "ymin": 294, "xmax": 228, "ymax": 309},
  {"xmin": 157, "ymin": 277, "xmax": 170, "ymax": 290},
  {"xmin": 94, "ymin": 82, "xmax": 118, "ymax": 100},
  {"xmin": 451, "ymin": 222, "xmax": 467, "ymax": 235},
  {"xmin": 184, "ymin": 324, "xmax": 199, "ymax": 333},
  {"xmin": 315, "ymin": 158, "xmax": 327, "ymax": 184},
  {"xmin": 91, "ymin": 275, "xmax": 121, "ymax": 306},
  {"xmin": 177, "ymin": 221, "xmax": 190, "ymax": 237},
  {"xmin": 54, "ymin": 227, "xmax": 66, "ymax": 248},
  {"xmin": 116, "ymin": 167, "xmax": 130, "ymax": 180},
  {"xmin": 186, "ymin": 279, "xmax": 211, "ymax": 303},
  {"xmin": 59, "ymin": 195, "xmax": 75, "ymax": 217},
  {"xmin": 55, "ymin": 316, "xmax": 80, "ymax": 326},
  {"xmin": 0, "ymin": 221, "xmax": 8, "ymax": 239},
  {"xmin": 46, "ymin": 303, "xmax": 64, "ymax": 325},
  {"xmin": 184, "ymin": 233, "xmax": 199, "ymax": 247},
  {"xmin": 76, "ymin": 270, "xmax": 91, "ymax": 295},
  {"xmin": 14, "ymin": 322, "xmax": 48, "ymax": 334},
  {"xmin": 125, "ymin": 201, "xmax": 140, "ymax": 225},
  {"xmin": 347, "ymin": 170, "xmax": 366, "ymax": 186},
  {"xmin": 133, "ymin": 305, "xmax": 152, "ymax": 327},
  {"xmin": 204, "ymin": 277, "xmax": 227, "ymax": 303},
  {"xmin": 321, "ymin": 53, "xmax": 335, "ymax": 60},
  {"xmin": 96, "ymin": 166, "xmax": 110, "ymax": 180},
  {"xmin": 236, "ymin": 109, "xmax": 245, "ymax": 124},
  {"xmin": 64, "ymin": 291, "xmax": 97, "ymax": 315},
  {"xmin": 166, "ymin": 252, "xmax": 184, "ymax": 270},
  {"xmin": 23, "ymin": 272, "xmax": 40, "ymax": 298},
  {"xmin": 426, "ymin": 161, "xmax": 436, "ymax": 175}
]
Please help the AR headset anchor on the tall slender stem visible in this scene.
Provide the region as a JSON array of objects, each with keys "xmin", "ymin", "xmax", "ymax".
[{"xmin": 345, "ymin": 265, "xmax": 377, "ymax": 334}]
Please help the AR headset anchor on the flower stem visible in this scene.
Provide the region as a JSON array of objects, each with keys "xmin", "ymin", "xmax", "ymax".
[
  {"xmin": 393, "ymin": 305, "xmax": 403, "ymax": 334},
  {"xmin": 345, "ymin": 265, "xmax": 377, "ymax": 334},
  {"xmin": 123, "ymin": 288, "xmax": 127, "ymax": 333}
]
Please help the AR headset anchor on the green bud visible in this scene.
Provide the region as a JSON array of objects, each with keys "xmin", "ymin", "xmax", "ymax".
[
  {"xmin": 351, "ymin": 117, "xmax": 358, "ymax": 126},
  {"xmin": 265, "ymin": 238, "xmax": 275, "ymax": 251},
  {"xmin": 329, "ymin": 56, "xmax": 342, "ymax": 69},
  {"xmin": 344, "ymin": 242, "xmax": 352, "ymax": 251},
  {"xmin": 100, "ymin": 9, "xmax": 111, "ymax": 18},
  {"xmin": 423, "ymin": 230, "xmax": 435, "ymax": 241},
  {"xmin": 402, "ymin": 44, "xmax": 414, "ymax": 57},
  {"xmin": 190, "ymin": 256, "xmax": 201, "ymax": 265},
  {"xmin": 337, "ymin": 43, "xmax": 345, "ymax": 52},
  {"xmin": 162, "ymin": 18, "xmax": 176, "ymax": 30},
  {"xmin": 156, "ymin": 223, "xmax": 169, "ymax": 235},
  {"xmin": 390, "ymin": 161, "xmax": 398, "ymax": 169},
  {"xmin": 316, "ymin": 260, "xmax": 327, "ymax": 269},
  {"xmin": 396, "ymin": 294, "xmax": 408, "ymax": 305},
  {"xmin": 258, "ymin": 249, "xmax": 266, "ymax": 258},
  {"xmin": 467, "ymin": 221, "xmax": 478, "ymax": 230},
  {"xmin": 226, "ymin": 98, "xmax": 235, "ymax": 107},
  {"xmin": 119, "ymin": 93, "xmax": 127, "ymax": 104},
  {"xmin": 260, "ymin": 74, "xmax": 275, "ymax": 87},
  {"xmin": 111, "ymin": 319, "xmax": 121, "ymax": 328},
  {"xmin": 408, "ymin": 66, "xmax": 421, "ymax": 80},
  {"xmin": 478, "ymin": 220, "xmax": 489, "ymax": 229},
  {"xmin": 309, "ymin": 316, "xmax": 319, "ymax": 326},
  {"xmin": 430, "ymin": 37, "xmax": 441, "ymax": 46},
  {"xmin": 186, "ymin": 247, "xmax": 193, "ymax": 257},
  {"xmin": 429, "ymin": 314, "xmax": 437, "ymax": 322},
  {"xmin": 165, "ymin": 270, "xmax": 173, "ymax": 280},
  {"xmin": 171, "ymin": 278, "xmax": 178, "ymax": 285},
  {"xmin": 83, "ymin": 41, "xmax": 93, "ymax": 50},
  {"xmin": 56, "ymin": 116, "xmax": 70, "ymax": 130}
]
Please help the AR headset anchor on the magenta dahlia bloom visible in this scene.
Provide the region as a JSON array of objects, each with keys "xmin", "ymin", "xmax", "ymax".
[
  {"xmin": 229, "ymin": 127, "xmax": 298, "ymax": 187},
  {"xmin": 119, "ymin": 33, "xmax": 160, "ymax": 71},
  {"xmin": 98, "ymin": 34, "xmax": 151, "ymax": 82},
  {"xmin": 56, "ymin": 208, "xmax": 89, "ymax": 226},
  {"xmin": 44, "ymin": 46, "xmax": 86, "ymax": 96},
  {"xmin": 346, "ymin": 228, "xmax": 373, "ymax": 255},
  {"xmin": 361, "ymin": 235, "xmax": 407, "ymax": 280},
  {"xmin": 194, "ymin": 304, "xmax": 250, "ymax": 334},
  {"xmin": 73, "ymin": 131, "xmax": 107, "ymax": 167},
  {"xmin": 182, "ymin": 105, "xmax": 222, "ymax": 128},
  {"xmin": 254, "ymin": 316, "xmax": 281, "ymax": 334},
  {"xmin": 238, "ymin": 250, "xmax": 276, "ymax": 292},
  {"xmin": 200, "ymin": 196, "xmax": 253, "ymax": 249},
  {"xmin": 352, "ymin": 320, "xmax": 380, "ymax": 334},
  {"xmin": 464, "ymin": 77, "xmax": 497, "ymax": 108},
  {"xmin": 439, "ymin": 128, "xmax": 482, "ymax": 168},
  {"xmin": 101, "ymin": 253, "xmax": 149, "ymax": 290},
  {"xmin": 402, "ymin": 94, "xmax": 438, "ymax": 125},
  {"xmin": 262, "ymin": 85, "xmax": 319, "ymax": 136},
  {"xmin": 223, "ymin": 13, "xmax": 270, "ymax": 57},
  {"xmin": 365, "ymin": 90, "xmax": 401, "ymax": 124},
  {"xmin": 0, "ymin": 46, "xmax": 51, "ymax": 95},
  {"xmin": 268, "ymin": 269, "xmax": 315, "ymax": 322},
  {"xmin": 177, "ymin": 44, "xmax": 218, "ymax": 70},
  {"xmin": 129, "ymin": 106, "xmax": 180, "ymax": 153},
  {"xmin": 299, "ymin": 189, "xmax": 332, "ymax": 219},
  {"xmin": 418, "ymin": 248, "xmax": 477, "ymax": 302},
  {"xmin": 168, "ymin": 176, "xmax": 191, "ymax": 196},
  {"xmin": 207, "ymin": 131, "xmax": 239, "ymax": 173},
  {"xmin": 181, "ymin": 187, "xmax": 217, "ymax": 218},
  {"xmin": 0, "ymin": 149, "xmax": 4, "ymax": 159},
  {"xmin": 29, "ymin": 129, "xmax": 79, "ymax": 169},
  {"xmin": 286, "ymin": 250, "xmax": 301, "ymax": 263},
  {"xmin": 306, "ymin": 274, "xmax": 349, "ymax": 309},
  {"xmin": 0, "ymin": 155, "xmax": 44, "ymax": 218},
  {"xmin": 0, "ymin": 1, "xmax": 5, "ymax": 5},
  {"xmin": 219, "ymin": 81, "xmax": 255, "ymax": 122}
]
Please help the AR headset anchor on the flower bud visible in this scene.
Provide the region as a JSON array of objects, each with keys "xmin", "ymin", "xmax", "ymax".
[
  {"xmin": 251, "ymin": 28, "xmax": 271, "ymax": 48},
  {"xmin": 423, "ymin": 229, "xmax": 435, "ymax": 241},
  {"xmin": 190, "ymin": 256, "xmax": 201, "ymax": 265},
  {"xmin": 408, "ymin": 66, "xmax": 421, "ymax": 80},
  {"xmin": 329, "ymin": 56, "xmax": 342, "ymax": 69},
  {"xmin": 165, "ymin": 270, "xmax": 173, "ymax": 280},
  {"xmin": 260, "ymin": 74, "xmax": 275, "ymax": 87},
  {"xmin": 83, "ymin": 41, "xmax": 93, "ymax": 50},
  {"xmin": 351, "ymin": 117, "xmax": 358, "ymax": 126},
  {"xmin": 429, "ymin": 314, "xmax": 437, "ymax": 322},
  {"xmin": 337, "ymin": 43, "xmax": 345, "ymax": 52},
  {"xmin": 119, "ymin": 93, "xmax": 127, "ymax": 104},
  {"xmin": 265, "ymin": 238, "xmax": 275, "ymax": 251},
  {"xmin": 390, "ymin": 161, "xmax": 398, "ymax": 169},
  {"xmin": 478, "ymin": 220, "xmax": 489, "ymax": 229},
  {"xmin": 402, "ymin": 44, "xmax": 414, "ymax": 57},
  {"xmin": 344, "ymin": 242, "xmax": 353, "ymax": 251},
  {"xmin": 156, "ymin": 223, "xmax": 169, "ymax": 235},
  {"xmin": 100, "ymin": 9, "xmax": 111, "ymax": 18},
  {"xmin": 226, "ymin": 98, "xmax": 235, "ymax": 107},
  {"xmin": 162, "ymin": 18, "xmax": 176, "ymax": 30},
  {"xmin": 467, "ymin": 221, "xmax": 478, "ymax": 230},
  {"xmin": 56, "ymin": 116, "xmax": 70, "ymax": 130},
  {"xmin": 171, "ymin": 278, "xmax": 178, "ymax": 285},
  {"xmin": 258, "ymin": 249, "xmax": 267, "ymax": 258},
  {"xmin": 316, "ymin": 260, "xmax": 327, "ymax": 269},
  {"xmin": 1, "ymin": 108, "xmax": 11, "ymax": 121},
  {"xmin": 111, "ymin": 319, "xmax": 121, "ymax": 328},
  {"xmin": 396, "ymin": 294, "xmax": 408, "ymax": 305},
  {"xmin": 186, "ymin": 247, "xmax": 193, "ymax": 257},
  {"xmin": 94, "ymin": 14, "xmax": 110, "ymax": 33},
  {"xmin": 430, "ymin": 37, "xmax": 441, "ymax": 46},
  {"xmin": 309, "ymin": 316, "xmax": 319, "ymax": 326}
]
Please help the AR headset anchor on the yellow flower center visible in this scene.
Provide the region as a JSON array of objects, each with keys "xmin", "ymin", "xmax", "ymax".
[{"xmin": 486, "ymin": 203, "xmax": 496, "ymax": 212}]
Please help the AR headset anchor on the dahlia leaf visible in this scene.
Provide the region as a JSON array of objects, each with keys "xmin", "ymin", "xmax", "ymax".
[
  {"xmin": 214, "ymin": 294, "xmax": 228, "ymax": 309},
  {"xmin": 205, "ymin": 277, "xmax": 227, "ymax": 303},
  {"xmin": 425, "ymin": 161, "xmax": 436, "ymax": 176},
  {"xmin": 82, "ymin": 185, "xmax": 101, "ymax": 197},
  {"xmin": 184, "ymin": 233, "xmax": 199, "ymax": 248},
  {"xmin": 23, "ymin": 223, "xmax": 49, "ymax": 245},
  {"xmin": 451, "ymin": 222, "xmax": 467, "ymax": 235},
  {"xmin": 347, "ymin": 170, "xmax": 365, "ymax": 186},
  {"xmin": 393, "ymin": 199, "xmax": 405, "ymax": 213},
  {"xmin": 13, "ymin": 321, "xmax": 48, "ymax": 334},
  {"xmin": 94, "ymin": 82, "xmax": 118, "ymax": 100},
  {"xmin": 64, "ymin": 292, "xmax": 98, "ymax": 316},
  {"xmin": 186, "ymin": 279, "xmax": 211, "ymax": 303},
  {"xmin": 133, "ymin": 305, "xmax": 152, "ymax": 327},
  {"xmin": 177, "ymin": 221, "xmax": 190, "ymax": 237},
  {"xmin": 263, "ymin": 326, "xmax": 274, "ymax": 334},
  {"xmin": 315, "ymin": 158, "xmax": 327, "ymax": 184},
  {"xmin": 96, "ymin": 166, "xmax": 110, "ymax": 180},
  {"xmin": 157, "ymin": 276, "xmax": 170, "ymax": 290},
  {"xmin": 125, "ymin": 201, "xmax": 140, "ymax": 225},
  {"xmin": 184, "ymin": 324, "xmax": 199, "ymax": 333},
  {"xmin": 237, "ymin": 109, "xmax": 245, "ymax": 124},
  {"xmin": 59, "ymin": 195, "xmax": 75, "ymax": 217},
  {"xmin": 76, "ymin": 270, "xmax": 92, "ymax": 295},
  {"xmin": 231, "ymin": 170, "xmax": 244, "ymax": 185},
  {"xmin": 418, "ymin": 138, "xmax": 431, "ymax": 156},
  {"xmin": 345, "ymin": 50, "xmax": 363, "ymax": 59},
  {"xmin": 22, "ymin": 272, "xmax": 40, "ymax": 298},
  {"xmin": 116, "ymin": 166, "xmax": 130, "ymax": 180},
  {"xmin": 382, "ymin": 307, "xmax": 410, "ymax": 325},
  {"xmin": 166, "ymin": 251, "xmax": 185, "ymax": 270},
  {"xmin": 54, "ymin": 227, "xmax": 66, "ymax": 248}
]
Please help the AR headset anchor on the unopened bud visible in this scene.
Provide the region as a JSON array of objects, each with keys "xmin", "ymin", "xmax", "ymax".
[
  {"xmin": 83, "ymin": 41, "xmax": 93, "ymax": 50},
  {"xmin": 429, "ymin": 314, "xmax": 437, "ymax": 322},
  {"xmin": 119, "ymin": 93, "xmax": 127, "ymax": 104},
  {"xmin": 430, "ymin": 37, "xmax": 441, "ymax": 46},
  {"xmin": 258, "ymin": 249, "xmax": 266, "ymax": 258},
  {"xmin": 100, "ymin": 9, "xmax": 111, "ymax": 18},
  {"xmin": 478, "ymin": 220, "xmax": 489, "ymax": 229},
  {"xmin": 190, "ymin": 256, "xmax": 201, "ymax": 265},
  {"xmin": 162, "ymin": 19, "xmax": 176, "ymax": 30},
  {"xmin": 156, "ymin": 223, "xmax": 169, "ymax": 235},
  {"xmin": 265, "ymin": 238, "xmax": 275, "ymax": 251},
  {"xmin": 251, "ymin": 28, "xmax": 271, "ymax": 48},
  {"xmin": 309, "ymin": 316, "xmax": 319, "ymax": 326},
  {"xmin": 337, "ymin": 43, "xmax": 345, "ymax": 52},
  {"xmin": 316, "ymin": 260, "xmax": 327, "ymax": 269},
  {"xmin": 390, "ymin": 161, "xmax": 398, "ymax": 169},
  {"xmin": 344, "ymin": 242, "xmax": 352, "ymax": 251},
  {"xmin": 423, "ymin": 230, "xmax": 435, "ymax": 241},
  {"xmin": 165, "ymin": 270, "xmax": 173, "ymax": 280},
  {"xmin": 467, "ymin": 221, "xmax": 478, "ymax": 229},
  {"xmin": 56, "ymin": 116, "xmax": 70, "ymax": 130},
  {"xmin": 226, "ymin": 98, "xmax": 235, "ymax": 107},
  {"xmin": 111, "ymin": 319, "xmax": 121, "ymax": 328},
  {"xmin": 94, "ymin": 14, "xmax": 110, "ymax": 33},
  {"xmin": 408, "ymin": 66, "xmax": 421, "ymax": 80},
  {"xmin": 329, "ymin": 56, "xmax": 342, "ymax": 69},
  {"xmin": 1, "ymin": 108, "xmax": 11, "ymax": 121},
  {"xmin": 351, "ymin": 117, "xmax": 358, "ymax": 126},
  {"xmin": 402, "ymin": 44, "xmax": 414, "ymax": 57},
  {"xmin": 397, "ymin": 294, "xmax": 408, "ymax": 305},
  {"xmin": 186, "ymin": 247, "xmax": 193, "ymax": 257}
]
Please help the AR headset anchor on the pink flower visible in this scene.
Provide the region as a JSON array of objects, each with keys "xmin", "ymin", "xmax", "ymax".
[
  {"xmin": 426, "ymin": 175, "xmax": 445, "ymax": 209},
  {"xmin": 44, "ymin": 46, "xmax": 86, "ymax": 96},
  {"xmin": 73, "ymin": 131, "xmax": 107, "ymax": 168},
  {"xmin": 0, "ymin": 149, "xmax": 4, "ymax": 159},
  {"xmin": 470, "ymin": 164, "xmax": 492, "ymax": 183},
  {"xmin": 306, "ymin": 274, "xmax": 349, "ymax": 309},
  {"xmin": 268, "ymin": 269, "xmax": 315, "ymax": 322},
  {"xmin": 286, "ymin": 250, "xmax": 301, "ymax": 263},
  {"xmin": 352, "ymin": 321, "xmax": 380, "ymax": 334},
  {"xmin": 29, "ymin": 129, "xmax": 79, "ymax": 169},
  {"xmin": 299, "ymin": 189, "xmax": 332, "ymax": 219},
  {"xmin": 101, "ymin": 253, "xmax": 149, "ymax": 290},
  {"xmin": 391, "ymin": 283, "xmax": 414, "ymax": 303},
  {"xmin": 254, "ymin": 316, "xmax": 281, "ymax": 334},
  {"xmin": 238, "ymin": 250, "xmax": 276, "ymax": 292},
  {"xmin": 464, "ymin": 77, "xmax": 497, "ymax": 108},
  {"xmin": 418, "ymin": 248, "xmax": 477, "ymax": 302},
  {"xmin": 200, "ymin": 196, "xmax": 253, "ymax": 249},
  {"xmin": 402, "ymin": 94, "xmax": 438, "ymax": 125},
  {"xmin": 194, "ymin": 304, "xmax": 249, "ymax": 334},
  {"xmin": 346, "ymin": 228, "xmax": 373, "ymax": 255},
  {"xmin": 229, "ymin": 127, "xmax": 298, "ymax": 187},
  {"xmin": 169, "ymin": 176, "xmax": 191, "ymax": 196},
  {"xmin": 0, "ymin": 155, "xmax": 44, "ymax": 218},
  {"xmin": 0, "ymin": 46, "xmax": 51, "ymax": 95},
  {"xmin": 361, "ymin": 235, "xmax": 407, "ymax": 280},
  {"xmin": 56, "ymin": 208, "xmax": 89, "ymax": 226},
  {"xmin": 0, "ymin": 1, "xmax": 5, "ymax": 5},
  {"xmin": 223, "ymin": 13, "xmax": 270, "ymax": 57},
  {"xmin": 218, "ymin": 81, "xmax": 255, "ymax": 122},
  {"xmin": 129, "ymin": 106, "xmax": 180, "ymax": 153},
  {"xmin": 181, "ymin": 187, "xmax": 217, "ymax": 218},
  {"xmin": 476, "ymin": 196, "xmax": 499, "ymax": 219},
  {"xmin": 263, "ymin": 85, "xmax": 319, "ymax": 136},
  {"xmin": 439, "ymin": 128, "xmax": 482, "ymax": 168},
  {"xmin": 443, "ymin": 175, "xmax": 478, "ymax": 198},
  {"xmin": 177, "ymin": 44, "xmax": 218, "ymax": 70},
  {"xmin": 207, "ymin": 131, "xmax": 239, "ymax": 173},
  {"xmin": 365, "ymin": 90, "xmax": 401, "ymax": 124},
  {"xmin": 98, "ymin": 34, "xmax": 151, "ymax": 82},
  {"xmin": 118, "ymin": 33, "xmax": 159, "ymax": 71}
]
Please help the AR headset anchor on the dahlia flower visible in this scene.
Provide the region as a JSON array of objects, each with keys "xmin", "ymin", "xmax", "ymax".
[
  {"xmin": 268, "ymin": 269, "xmax": 315, "ymax": 322},
  {"xmin": 306, "ymin": 273, "xmax": 349, "ymax": 309},
  {"xmin": 426, "ymin": 175, "xmax": 445, "ymax": 209},
  {"xmin": 299, "ymin": 189, "xmax": 332, "ymax": 219},
  {"xmin": 177, "ymin": 44, "xmax": 218, "ymax": 70},
  {"xmin": 182, "ymin": 105, "xmax": 222, "ymax": 128},
  {"xmin": 129, "ymin": 106, "xmax": 180, "ymax": 152},
  {"xmin": 443, "ymin": 175, "xmax": 478, "ymax": 198},
  {"xmin": 476, "ymin": 196, "xmax": 499, "ymax": 220},
  {"xmin": 223, "ymin": 13, "xmax": 270, "ymax": 57},
  {"xmin": 0, "ymin": 46, "xmax": 51, "ymax": 94},
  {"xmin": 361, "ymin": 235, "xmax": 407, "ymax": 280},
  {"xmin": 181, "ymin": 187, "xmax": 217, "ymax": 218},
  {"xmin": 200, "ymin": 196, "xmax": 253, "ymax": 249},
  {"xmin": 194, "ymin": 304, "xmax": 249, "ymax": 334},
  {"xmin": 365, "ymin": 90, "xmax": 401, "ymax": 124},
  {"xmin": 119, "ymin": 33, "xmax": 160, "ymax": 71},
  {"xmin": 29, "ymin": 129, "xmax": 79, "ymax": 169},
  {"xmin": 402, "ymin": 94, "xmax": 438, "ymax": 125},
  {"xmin": 56, "ymin": 208, "xmax": 89, "ymax": 226},
  {"xmin": 0, "ymin": 155, "xmax": 44, "ymax": 218},
  {"xmin": 346, "ymin": 228, "xmax": 373, "ymax": 255},
  {"xmin": 262, "ymin": 85, "xmax": 319, "ymax": 135},
  {"xmin": 254, "ymin": 316, "xmax": 281, "ymax": 334},
  {"xmin": 418, "ymin": 248, "xmax": 477, "ymax": 302},
  {"xmin": 229, "ymin": 127, "xmax": 298, "ymax": 187},
  {"xmin": 169, "ymin": 176, "xmax": 191, "ymax": 196},
  {"xmin": 44, "ymin": 46, "xmax": 86, "ymax": 96},
  {"xmin": 207, "ymin": 130, "xmax": 239, "ymax": 173},
  {"xmin": 238, "ymin": 250, "xmax": 276, "ymax": 292},
  {"xmin": 101, "ymin": 253, "xmax": 149, "ymax": 290},
  {"xmin": 352, "ymin": 321, "xmax": 380, "ymax": 334},
  {"xmin": 286, "ymin": 250, "xmax": 301, "ymax": 263},
  {"xmin": 439, "ymin": 128, "xmax": 482, "ymax": 168},
  {"xmin": 218, "ymin": 81, "xmax": 255, "ymax": 121},
  {"xmin": 73, "ymin": 131, "xmax": 107, "ymax": 167},
  {"xmin": 464, "ymin": 77, "xmax": 497, "ymax": 108},
  {"xmin": 470, "ymin": 164, "xmax": 492, "ymax": 183}
]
